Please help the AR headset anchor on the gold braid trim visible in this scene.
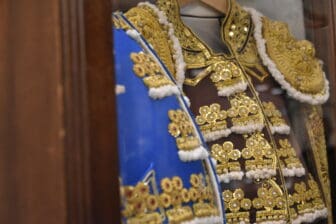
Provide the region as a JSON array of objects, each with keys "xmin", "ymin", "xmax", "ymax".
[
  {"xmin": 125, "ymin": 6, "xmax": 176, "ymax": 76},
  {"xmin": 304, "ymin": 105, "xmax": 333, "ymax": 223}
]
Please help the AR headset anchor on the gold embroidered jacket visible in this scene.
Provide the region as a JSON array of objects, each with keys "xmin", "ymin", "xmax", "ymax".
[{"xmin": 115, "ymin": 0, "xmax": 332, "ymax": 223}]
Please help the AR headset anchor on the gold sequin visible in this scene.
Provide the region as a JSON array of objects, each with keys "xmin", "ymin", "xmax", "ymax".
[{"xmin": 221, "ymin": 0, "xmax": 269, "ymax": 81}]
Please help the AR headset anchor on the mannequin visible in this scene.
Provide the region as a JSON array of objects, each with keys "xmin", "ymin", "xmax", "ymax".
[
  {"xmin": 179, "ymin": 0, "xmax": 228, "ymax": 13},
  {"xmin": 180, "ymin": 1, "xmax": 227, "ymax": 52}
]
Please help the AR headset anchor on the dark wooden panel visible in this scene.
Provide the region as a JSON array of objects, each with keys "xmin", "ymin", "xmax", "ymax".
[
  {"xmin": 0, "ymin": 0, "xmax": 120, "ymax": 223},
  {"xmin": 83, "ymin": 0, "xmax": 120, "ymax": 222},
  {"xmin": 61, "ymin": 0, "xmax": 120, "ymax": 223},
  {"xmin": 0, "ymin": 0, "xmax": 67, "ymax": 223}
]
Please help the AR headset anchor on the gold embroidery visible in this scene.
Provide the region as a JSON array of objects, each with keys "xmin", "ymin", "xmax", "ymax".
[
  {"xmin": 190, "ymin": 174, "xmax": 219, "ymax": 218},
  {"xmin": 184, "ymin": 59, "xmax": 247, "ymax": 93},
  {"xmin": 263, "ymin": 17, "xmax": 326, "ymax": 95},
  {"xmin": 195, "ymin": 103, "xmax": 228, "ymax": 136},
  {"xmin": 208, "ymin": 61, "xmax": 245, "ymax": 92},
  {"xmin": 222, "ymin": 1, "xmax": 251, "ymax": 54},
  {"xmin": 126, "ymin": 6, "xmax": 176, "ymax": 75},
  {"xmin": 223, "ymin": 189, "xmax": 251, "ymax": 223},
  {"xmin": 242, "ymin": 133, "xmax": 276, "ymax": 179},
  {"xmin": 157, "ymin": 0, "xmax": 250, "ymax": 88},
  {"xmin": 277, "ymin": 139, "xmax": 304, "ymax": 172},
  {"xmin": 305, "ymin": 106, "xmax": 333, "ymax": 223},
  {"xmin": 262, "ymin": 102, "xmax": 288, "ymax": 128},
  {"xmin": 112, "ymin": 14, "xmax": 129, "ymax": 30},
  {"xmin": 160, "ymin": 177, "xmax": 194, "ymax": 223},
  {"xmin": 121, "ymin": 172, "xmax": 220, "ymax": 224},
  {"xmin": 211, "ymin": 141, "xmax": 242, "ymax": 176},
  {"xmin": 130, "ymin": 52, "xmax": 174, "ymax": 89},
  {"xmin": 121, "ymin": 182, "xmax": 162, "ymax": 224},
  {"xmin": 253, "ymin": 180, "xmax": 288, "ymax": 223},
  {"xmin": 221, "ymin": 0, "xmax": 269, "ymax": 81},
  {"xmin": 157, "ymin": 0, "xmax": 217, "ymax": 69},
  {"xmin": 168, "ymin": 109, "xmax": 201, "ymax": 151},
  {"xmin": 227, "ymin": 93, "xmax": 264, "ymax": 130},
  {"xmin": 290, "ymin": 175, "xmax": 326, "ymax": 215}
]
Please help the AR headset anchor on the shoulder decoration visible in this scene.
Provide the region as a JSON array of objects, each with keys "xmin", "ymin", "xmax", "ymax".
[
  {"xmin": 244, "ymin": 7, "xmax": 329, "ymax": 105},
  {"xmin": 115, "ymin": 13, "xmax": 210, "ymax": 162},
  {"xmin": 125, "ymin": 3, "xmax": 186, "ymax": 88}
]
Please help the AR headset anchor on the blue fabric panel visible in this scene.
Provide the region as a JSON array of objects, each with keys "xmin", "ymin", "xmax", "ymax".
[{"xmin": 114, "ymin": 28, "xmax": 203, "ymax": 189}]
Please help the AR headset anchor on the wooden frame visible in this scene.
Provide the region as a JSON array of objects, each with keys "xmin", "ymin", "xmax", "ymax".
[
  {"xmin": 61, "ymin": 0, "xmax": 120, "ymax": 223},
  {"xmin": 0, "ymin": 0, "xmax": 120, "ymax": 223}
]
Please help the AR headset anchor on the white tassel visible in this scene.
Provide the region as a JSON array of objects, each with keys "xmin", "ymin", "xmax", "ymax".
[
  {"xmin": 126, "ymin": 29, "xmax": 141, "ymax": 42},
  {"xmin": 282, "ymin": 167, "xmax": 305, "ymax": 177},
  {"xmin": 244, "ymin": 7, "xmax": 329, "ymax": 105},
  {"xmin": 292, "ymin": 208, "xmax": 328, "ymax": 224},
  {"xmin": 178, "ymin": 146, "xmax": 209, "ymax": 162},
  {"xmin": 183, "ymin": 95, "xmax": 191, "ymax": 107},
  {"xmin": 202, "ymin": 129, "xmax": 232, "ymax": 142},
  {"xmin": 270, "ymin": 124, "xmax": 290, "ymax": 135},
  {"xmin": 181, "ymin": 216, "xmax": 222, "ymax": 224},
  {"xmin": 115, "ymin": 85, "xmax": 126, "ymax": 95},
  {"xmin": 246, "ymin": 168, "xmax": 276, "ymax": 180},
  {"xmin": 218, "ymin": 171, "xmax": 244, "ymax": 183},
  {"xmin": 257, "ymin": 221, "xmax": 286, "ymax": 224},
  {"xmin": 231, "ymin": 123, "xmax": 264, "ymax": 134},
  {"xmin": 218, "ymin": 82, "xmax": 248, "ymax": 97},
  {"xmin": 148, "ymin": 85, "xmax": 180, "ymax": 99}
]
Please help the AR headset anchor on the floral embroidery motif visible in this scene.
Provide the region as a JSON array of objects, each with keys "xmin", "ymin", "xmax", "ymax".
[
  {"xmin": 262, "ymin": 102, "xmax": 290, "ymax": 135},
  {"xmin": 242, "ymin": 133, "xmax": 276, "ymax": 179},
  {"xmin": 130, "ymin": 52, "xmax": 179, "ymax": 99},
  {"xmin": 195, "ymin": 103, "xmax": 231, "ymax": 142},
  {"xmin": 211, "ymin": 141, "xmax": 244, "ymax": 183},
  {"xmin": 207, "ymin": 61, "xmax": 247, "ymax": 97},
  {"xmin": 253, "ymin": 180, "xmax": 288, "ymax": 223},
  {"xmin": 289, "ymin": 176, "xmax": 328, "ymax": 223},
  {"xmin": 277, "ymin": 139, "xmax": 305, "ymax": 177},
  {"xmin": 223, "ymin": 189, "xmax": 251, "ymax": 223},
  {"xmin": 121, "ymin": 173, "xmax": 220, "ymax": 224},
  {"xmin": 168, "ymin": 109, "xmax": 200, "ymax": 151},
  {"xmin": 168, "ymin": 109, "xmax": 208, "ymax": 162},
  {"xmin": 121, "ymin": 182, "xmax": 162, "ymax": 224},
  {"xmin": 228, "ymin": 93, "xmax": 264, "ymax": 134}
]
